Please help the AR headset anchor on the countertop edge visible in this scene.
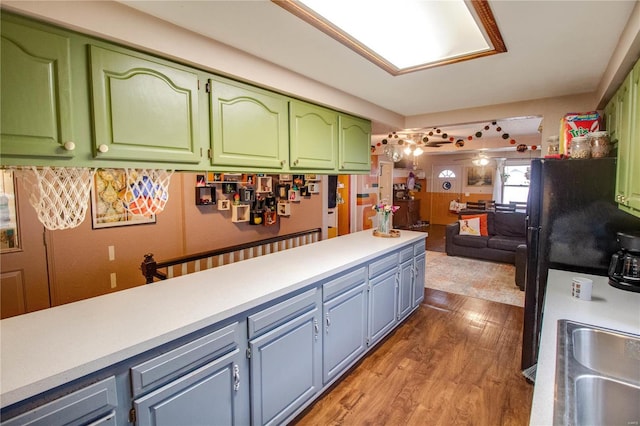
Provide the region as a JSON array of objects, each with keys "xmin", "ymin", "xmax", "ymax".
[{"xmin": 0, "ymin": 230, "xmax": 426, "ymax": 408}]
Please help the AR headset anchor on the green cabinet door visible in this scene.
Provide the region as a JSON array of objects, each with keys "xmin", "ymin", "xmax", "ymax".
[
  {"xmin": 289, "ymin": 100, "xmax": 338, "ymax": 170},
  {"xmin": 89, "ymin": 45, "xmax": 201, "ymax": 164},
  {"xmin": 339, "ymin": 115, "xmax": 371, "ymax": 173},
  {"xmin": 604, "ymin": 95, "xmax": 618, "ymax": 144},
  {"xmin": 209, "ymin": 77, "xmax": 288, "ymax": 170},
  {"xmin": 615, "ymin": 73, "xmax": 633, "ymax": 210},
  {"xmin": 621, "ymin": 60, "xmax": 640, "ymax": 216},
  {"xmin": 0, "ymin": 19, "xmax": 74, "ymax": 159}
]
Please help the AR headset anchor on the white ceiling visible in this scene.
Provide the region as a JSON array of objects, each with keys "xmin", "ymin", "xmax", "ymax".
[{"xmin": 119, "ymin": 0, "xmax": 634, "ymax": 146}]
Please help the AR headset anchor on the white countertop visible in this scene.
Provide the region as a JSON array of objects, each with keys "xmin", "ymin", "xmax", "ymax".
[
  {"xmin": 529, "ymin": 269, "xmax": 640, "ymax": 425},
  {"xmin": 0, "ymin": 230, "xmax": 426, "ymax": 408}
]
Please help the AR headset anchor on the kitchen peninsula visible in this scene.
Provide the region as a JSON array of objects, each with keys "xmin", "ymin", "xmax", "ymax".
[{"xmin": 0, "ymin": 230, "xmax": 426, "ymax": 425}]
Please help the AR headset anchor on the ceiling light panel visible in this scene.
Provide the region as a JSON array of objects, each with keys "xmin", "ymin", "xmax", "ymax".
[{"xmin": 275, "ymin": 0, "xmax": 505, "ymax": 75}]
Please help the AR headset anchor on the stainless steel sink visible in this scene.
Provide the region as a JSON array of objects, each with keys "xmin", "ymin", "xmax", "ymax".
[{"xmin": 554, "ymin": 320, "xmax": 640, "ymax": 425}]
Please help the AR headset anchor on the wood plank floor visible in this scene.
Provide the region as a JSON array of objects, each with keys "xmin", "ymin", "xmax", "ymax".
[{"xmin": 292, "ymin": 289, "xmax": 533, "ymax": 425}]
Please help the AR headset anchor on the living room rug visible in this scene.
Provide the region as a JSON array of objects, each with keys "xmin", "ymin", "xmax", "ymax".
[{"xmin": 425, "ymin": 251, "xmax": 524, "ymax": 307}]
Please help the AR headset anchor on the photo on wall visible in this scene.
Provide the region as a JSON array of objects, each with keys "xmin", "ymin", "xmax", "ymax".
[
  {"xmin": 466, "ymin": 166, "xmax": 493, "ymax": 186},
  {"xmin": 91, "ymin": 169, "xmax": 156, "ymax": 229}
]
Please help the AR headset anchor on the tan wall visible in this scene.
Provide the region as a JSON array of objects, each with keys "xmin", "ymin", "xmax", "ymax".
[{"xmin": 40, "ymin": 173, "xmax": 322, "ymax": 306}]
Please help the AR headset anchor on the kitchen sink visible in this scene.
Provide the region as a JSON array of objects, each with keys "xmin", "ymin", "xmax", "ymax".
[
  {"xmin": 574, "ymin": 375, "xmax": 640, "ymax": 425},
  {"xmin": 572, "ymin": 327, "xmax": 640, "ymax": 383},
  {"xmin": 554, "ymin": 320, "xmax": 640, "ymax": 425}
]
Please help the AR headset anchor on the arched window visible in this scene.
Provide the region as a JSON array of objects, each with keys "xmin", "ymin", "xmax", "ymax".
[{"xmin": 438, "ymin": 169, "xmax": 455, "ymax": 178}]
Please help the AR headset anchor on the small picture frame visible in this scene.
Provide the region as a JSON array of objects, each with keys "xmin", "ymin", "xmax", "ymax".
[
  {"xmin": 279, "ymin": 174, "xmax": 292, "ymax": 181},
  {"xmin": 240, "ymin": 187, "xmax": 255, "ymax": 203},
  {"xmin": 277, "ymin": 202, "xmax": 291, "ymax": 216},
  {"xmin": 308, "ymin": 182, "xmax": 320, "ymax": 193},
  {"xmin": 288, "ymin": 189, "xmax": 301, "ymax": 202},
  {"xmin": 304, "ymin": 174, "xmax": 318, "ymax": 181},
  {"xmin": 277, "ymin": 183, "xmax": 290, "ymax": 199},
  {"xmin": 195, "ymin": 186, "xmax": 216, "ymax": 205},
  {"xmin": 196, "ymin": 175, "xmax": 206, "ymax": 187},
  {"xmin": 222, "ymin": 182, "xmax": 238, "ymax": 194},
  {"xmin": 263, "ymin": 210, "xmax": 277, "ymax": 226},
  {"xmin": 210, "ymin": 172, "xmax": 224, "ymax": 183},
  {"xmin": 299, "ymin": 185, "xmax": 310, "ymax": 197},
  {"xmin": 242, "ymin": 174, "xmax": 255, "ymax": 186},
  {"xmin": 292, "ymin": 175, "xmax": 305, "ymax": 189},
  {"xmin": 256, "ymin": 176, "xmax": 273, "ymax": 193},
  {"xmin": 217, "ymin": 199, "xmax": 230, "ymax": 210}
]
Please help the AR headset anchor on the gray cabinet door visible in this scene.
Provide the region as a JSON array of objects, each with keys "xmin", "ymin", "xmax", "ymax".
[
  {"xmin": 249, "ymin": 307, "xmax": 321, "ymax": 426},
  {"xmin": 133, "ymin": 349, "xmax": 246, "ymax": 426},
  {"xmin": 413, "ymin": 253, "xmax": 426, "ymax": 307},
  {"xmin": 323, "ymin": 279, "xmax": 368, "ymax": 384},
  {"xmin": 398, "ymin": 259, "xmax": 414, "ymax": 320},
  {"xmin": 368, "ymin": 268, "xmax": 398, "ymax": 346}
]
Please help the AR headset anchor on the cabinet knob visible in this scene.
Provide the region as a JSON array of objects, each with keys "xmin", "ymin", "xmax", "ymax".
[
  {"xmin": 98, "ymin": 144, "xmax": 109, "ymax": 153},
  {"xmin": 280, "ymin": 160, "xmax": 286, "ymax": 166},
  {"xmin": 63, "ymin": 141, "xmax": 76, "ymax": 151},
  {"xmin": 294, "ymin": 159, "xmax": 299, "ymax": 166}
]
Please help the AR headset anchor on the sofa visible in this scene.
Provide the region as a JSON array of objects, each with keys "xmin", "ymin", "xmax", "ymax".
[{"xmin": 445, "ymin": 210, "xmax": 527, "ymax": 290}]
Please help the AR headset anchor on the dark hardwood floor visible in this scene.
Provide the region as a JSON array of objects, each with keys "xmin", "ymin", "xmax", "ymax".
[
  {"xmin": 425, "ymin": 224, "xmax": 446, "ymax": 253},
  {"xmin": 292, "ymin": 288, "xmax": 533, "ymax": 425}
]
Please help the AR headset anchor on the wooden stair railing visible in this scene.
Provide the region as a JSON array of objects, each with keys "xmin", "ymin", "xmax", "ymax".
[{"xmin": 141, "ymin": 228, "xmax": 322, "ymax": 283}]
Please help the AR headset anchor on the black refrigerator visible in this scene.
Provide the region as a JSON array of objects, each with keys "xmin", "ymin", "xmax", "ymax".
[{"xmin": 521, "ymin": 157, "xmax": 640, "ymax": 371}]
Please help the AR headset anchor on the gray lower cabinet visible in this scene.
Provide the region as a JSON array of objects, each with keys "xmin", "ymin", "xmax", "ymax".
[
  {"xmin": 413, "ymin": 253, "xmax": 426, "ymax": 307},
  {"xmin": 1, "ymin": 377, "xmax": 118, "ymax": 426},
  {"xmin": 367, "ymin": 253, "xmax": 399, "ymax": 347},
  {"xmin": 130, "ymin": 322, "xmax": 249, "ymax": 426},
  {"xmin": 248, "ymin": 288, "xmax": 322, "ymax": 426},
  {"xmin": 322, "ymin": 267, "xmax": 368, "ymax": 384},
  {"xmin": 398, "ymin": 246, "xmax": 414, "ymax": 320}
]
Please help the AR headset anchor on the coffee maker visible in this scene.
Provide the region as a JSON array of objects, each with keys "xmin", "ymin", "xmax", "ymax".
[{"xmin": 608, "ymin": 231, "xmax": 640, "ymax": 292}]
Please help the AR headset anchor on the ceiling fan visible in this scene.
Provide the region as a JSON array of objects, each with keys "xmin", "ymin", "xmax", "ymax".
[{"xmin": 455, "ymin": 152, "xmax": 494, "ymax": 166}]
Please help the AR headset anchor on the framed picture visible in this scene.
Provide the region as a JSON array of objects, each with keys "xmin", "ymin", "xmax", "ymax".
[
  {"xmin": 308, "ymin": 182, "xmax": 320, "ymax": 194},
  {"xmin": 466, "ymin": 166, "xmax": 493, "ymax": 186},
  {"xmin": 277, "ymin": 183, "xmax": 290, "ymax": 199},
  {"xmin": 209, "ymin": 172, "xmax": 224, "ymax": 183},
  {"xmin": 242, "ymin": 174, "xmax": 255, "ymax": 186},
  {"xmin": 279, "ymin": 174, "xmax": 292, "ymax": 181},
  {"xmin": 222, "ymin": 182, "xmax": 238, "ymax": 194},
  {"xmin": 196, "ymin": 175, "xmax": 206, "ymax": 187},
  {"xmin": 91, "ymin": 169, "xmax": 156, "ymax": 229},
  {"xmin": 217, "ymin": 199, "xmax": 230, "ymax": 210},
  {"xmin": 292, "ymin": 174, "xmax": 305, "ymax": 188},
  {"xmin": 288, "ymin": 189, "xmax": 301, "ymax": 202}
]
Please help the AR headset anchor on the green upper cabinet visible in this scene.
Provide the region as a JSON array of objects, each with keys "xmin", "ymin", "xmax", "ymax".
[
  {"xmin": 289, "ymin": 100, "xmax": 338, "ymax": 170},
  {"xmin": 338, "ymin": 115, "xmax": 371, "ymax": 172},
  {"xmin": 89, "ymin": 45, "xmax": 201, "ymax": 164},
  {"xmin": 208, "ymin": 77, "xmax": 288, "ymax": 171},
  {"xmin": 617, "ymin": 60, "xmax": 640, "ymax": 216},
  {"xmin": 0, "ymin": 19, "xmax": 75, "ymax": 160}
]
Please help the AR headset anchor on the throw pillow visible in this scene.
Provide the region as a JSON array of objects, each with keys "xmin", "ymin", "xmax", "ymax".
[
  {"xmin": 461, "ymin": 213, "xmax": 488, "ymax": 236},
  {"xmin": 459, "ymin": 217, "xmax": 481, "ymax": 236}
]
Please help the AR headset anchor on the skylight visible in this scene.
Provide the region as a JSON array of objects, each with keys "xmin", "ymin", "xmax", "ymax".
[{"xmin": 274, "ymin": 0, "xmax": 506, "ymax": 75}]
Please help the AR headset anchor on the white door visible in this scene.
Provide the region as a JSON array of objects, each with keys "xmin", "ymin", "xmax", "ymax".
[{"xmin": 430, "ymin": 164, "xmax": 463, "ymax": 225}]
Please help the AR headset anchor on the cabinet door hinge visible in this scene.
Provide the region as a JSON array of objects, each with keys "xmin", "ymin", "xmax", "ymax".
[
  {"xmin": 129, "ymin": 408, "xmax": 136, "ymax": 424},
  {"xmin": 246, "ymin": 347, "xmax": 251, "ymax": 359},
  {"xmin": 200, "ymin": 147, "xmax": 203, "ymax": 157},
  {"xmin": 205, "ymin": 82, "xmax": 211, "ymax": 93},
  {"xmin": 208, "ymin": 148, "xmax": 213, "ymax": 159},
  {"xmin": 198, "ymin": 80, "xmax": 200, "ymax": 91}
]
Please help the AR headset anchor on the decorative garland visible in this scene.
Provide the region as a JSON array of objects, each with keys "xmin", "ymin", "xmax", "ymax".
[{"xmin": 371, "ymin": 121, "xmax": 538, "ymax": 153}]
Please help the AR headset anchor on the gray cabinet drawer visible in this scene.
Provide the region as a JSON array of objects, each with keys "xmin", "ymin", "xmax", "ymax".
[
  {"xmin": 399, "ymin": 246, "xmax": 413, "ymax": 263},
  {"xmin": 1, "ymin": 377, "xmax": 118, "ymax": 426},
  {"xmin": 322, "ymin": 267, "xmax": 366, "ymax": 302},
  {"xmin": 248, "ymin": 288, "xmax": 318, "ymax": 339},
  {"xmin": 131, "ymin": 322, "xmax": 240, "ymax": 397},
  {"xmin": 368, "ymin": 252, "xmax": 398, "ymax": 278},
  {"xmin": 414, "ymin": 239, "xmax": 426, "ymax": 255}
]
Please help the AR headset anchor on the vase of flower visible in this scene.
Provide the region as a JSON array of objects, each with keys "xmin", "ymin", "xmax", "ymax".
[{"xmin": 372, "ymin": 203, "xmax": 399, "ymax": 236}]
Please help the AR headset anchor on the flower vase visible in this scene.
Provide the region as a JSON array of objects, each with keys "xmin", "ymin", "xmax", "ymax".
[{"xmin": 377, "ymin": 211, "xmax": 392, "ymax": 235}]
